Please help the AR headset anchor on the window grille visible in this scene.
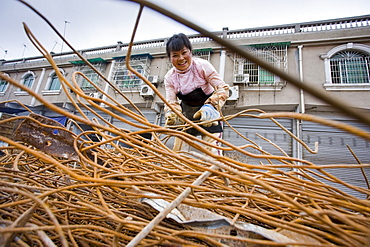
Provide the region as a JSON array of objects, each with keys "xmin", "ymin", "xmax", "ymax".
[
  {"xmin": 330, "ymin": 51, "xmax": 370, "ymax": 84},
  {"xmin": 193, "ymin": 49, "xmax": 211, "ymax": 61},
  {"xmin": 48, "ymin": 74, "xmax": 61, "ymax": 91},
  {"xmin": 114, "ymin": 64, "xmax": 145, "ymax": 89},
  {"xmin": 74, "ymin": 63, "xmax": 106, "ymax": 91},
  {"xmin": 0, "ymin": 79, "xmax": 8, "ymax": 92},
  {"xmin": 233, "ymin": 44, "xmax": 288, "ymax": 85},
  {"xmin": 113, "ymin": 55, "xmax": 151, "ymax": 90}
]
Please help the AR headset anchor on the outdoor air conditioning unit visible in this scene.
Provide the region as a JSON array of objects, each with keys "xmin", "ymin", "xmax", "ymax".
[
  {"xmin": 147, "ymin": 75, "xmax": 159, "ymax": 84},
  {"xmin": 228, "ymin": 86, "xmax": 239, "ymax": 101},
  {"xmin": 88, "ymin": 92, "xmax": 102, "ymax": 99},
  {"xmin": 140, "ymin": 85, "xmax": 154, "ymax": 97},
  {"xmin": 233, "ymin": 74, "xmax": 249, "ymax": 84}
]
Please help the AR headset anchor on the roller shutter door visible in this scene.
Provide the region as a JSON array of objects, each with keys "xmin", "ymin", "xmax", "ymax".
[
  {"xmin": 302, "ymin": 119, "xmax": 370, "ymax": 199},
  {"xmin": 223, "ymin": 117, "xmax": 293, "ymax": 168},
  {"xmin": 111, "ymin": 109, "xmax": 157, "ymax": 132}
]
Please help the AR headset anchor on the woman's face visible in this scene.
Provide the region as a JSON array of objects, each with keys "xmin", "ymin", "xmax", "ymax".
[{"xmin": 170, "ymin": 47, "xmax": 192, "ymax": 71}]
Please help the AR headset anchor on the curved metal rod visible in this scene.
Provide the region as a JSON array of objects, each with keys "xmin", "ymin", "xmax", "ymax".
[{"xmin": 125, "ymin": 0, "xmax": 370, "ymax": 127}]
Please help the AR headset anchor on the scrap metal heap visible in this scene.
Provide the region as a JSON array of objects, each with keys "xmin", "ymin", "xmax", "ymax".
[
  {"xmin": 0, "ymin": 1, "xmax": 369, "ymax": 246},
  {"xmin": 0, "ymin": 106, "xmax": 369, "ymax": 247}
]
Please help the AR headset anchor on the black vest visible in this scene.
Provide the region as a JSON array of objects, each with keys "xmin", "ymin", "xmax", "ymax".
[{"xmin": 177, "ymin": 88, "xmax": 223, "ymax": 136}]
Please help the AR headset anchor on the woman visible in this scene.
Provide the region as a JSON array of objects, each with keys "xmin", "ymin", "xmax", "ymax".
[{"xmin": 164, "ymin": 33, "xmax": 229, "ymax": 155}]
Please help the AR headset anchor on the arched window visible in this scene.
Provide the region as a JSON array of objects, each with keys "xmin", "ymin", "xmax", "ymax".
[
  {"xmin": 330, "ymin": 50, "xmax": 370, "ymax": 84},
  {"xmin": 22, "ymin": 73, "xmax": 34, "ymax": 88},
  {"xmin": 47, "ymin": 73, "xmax": 62, "ymax": 90},
  {"xmin": 17, "ymin": 71, "xmax": 36, "ymax": 93},
  {"xmin": 321, "ymin": 43, "xmax": 370, "ymax": 90},
  {"xmin": 0, "ymin": 76, "xmax": 9, "ymax": 93}
]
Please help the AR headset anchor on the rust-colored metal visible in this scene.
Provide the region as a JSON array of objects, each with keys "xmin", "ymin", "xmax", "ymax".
[
  {"xmin": 0, "ymin": 1, "xmax": 369, "ymax": 247},
  {"xmin": 8, "ymin": 113, "xmax": 80, "ymax": 161}
]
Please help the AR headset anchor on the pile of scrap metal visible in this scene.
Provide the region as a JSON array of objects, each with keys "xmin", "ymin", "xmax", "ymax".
[
  {"xmin": 0, "ymin": 1, "xmax": 369, "ymax": 245},
  {"xmin": 0, "ymin": 110, "xmax": 369, "ymax": 247}
]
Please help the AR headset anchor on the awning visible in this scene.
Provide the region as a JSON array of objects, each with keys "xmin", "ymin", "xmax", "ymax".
[
  {"xmin": 243, "ymin": 42, "xmax": 291, "ymax": 48},
  {"xmin": 193, "ymin": 48, "xmax": 213, "ymax": 53},
  {"xmin": 69, "ymin": 57, "xmax": 107, "ymax": 65},
  {"xmin": 112, "ymin": 53, "xmax": 153, "ymax": 60}
]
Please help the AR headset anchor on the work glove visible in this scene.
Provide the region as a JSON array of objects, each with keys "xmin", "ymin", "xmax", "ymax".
[
  {"xmin": 193, "ymin": 104, "xmax": 220, "ymax": 127},
  {"xmin": 165, "ymin": 111, "xmax": 183, "ymax": 126}
]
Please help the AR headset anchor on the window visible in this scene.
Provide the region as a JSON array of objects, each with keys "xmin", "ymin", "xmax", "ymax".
[
  {"xmin": 16, "ymin": 71, "xmax": 35, "ymax": 94},
  {"xmin": 48, "ymin": 73, "xmax": 62, "ymax": 90},
  {"xmin": 22, "ymin": 74, "xmax": 34, "ymax": 89},
  {"xmin": 0, "ymin": 78, "xmax": 9, "ymax": 94},
  {"xmin": 330, "ymin": 51, "xmax": 370, "ymax": 84},
  {"xmin": 112, "ymin": 54, "xmax": 151, "ymax": 90},
  {"xmin": 80, "ymin": 69, "xmax": 99, "ymax": 90},
  {"xmin": 233, "ymin": 43, "xmax": 288, "ymax": 89},
  {"xmin": 192, "ymin": 48, "xmax": 212, "ymax": 61},
  {"xmin": 321, "ymin": 43, "xmax": 370, "ymax": 90},
  {"xmin": 114, "ymin": 65, "xmax": 144, "ymax": 89},
  {"xmin": 71, "ymin": 61, "xmax": 106, "ymax": 92},
  {"xmin": 43, "ymin": 70, "xmax": 64, "ymax": 95}
]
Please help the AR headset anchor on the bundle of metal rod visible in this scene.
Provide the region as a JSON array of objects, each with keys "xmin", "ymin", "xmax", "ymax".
[{"xmin": 0, "ymin": 1, "xmax": 369, "ymax": 246}]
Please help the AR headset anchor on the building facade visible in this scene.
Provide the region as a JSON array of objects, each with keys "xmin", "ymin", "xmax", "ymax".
[{"xmin": 1, "ymin": 15, "xmax": 370, "ymax": 197}]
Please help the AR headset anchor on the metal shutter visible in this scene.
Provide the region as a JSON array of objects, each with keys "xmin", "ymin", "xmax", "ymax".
[
  {"xmin": 223, "ymin": 117, "xmax": 293, "ymax": 168},
  {"xmin": 302, "ymin": 119, "xmax": 370, "ymax": 199}
]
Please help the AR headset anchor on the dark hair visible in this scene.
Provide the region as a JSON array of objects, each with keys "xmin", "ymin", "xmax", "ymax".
[{"xmin": 166, "ymin": 33, "xmax": 192, "ymax": 57}]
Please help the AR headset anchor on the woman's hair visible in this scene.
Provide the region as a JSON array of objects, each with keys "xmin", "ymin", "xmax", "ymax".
[{"xmin": 166, "ymin": 33, "xmax": 192, "ymax": 57}]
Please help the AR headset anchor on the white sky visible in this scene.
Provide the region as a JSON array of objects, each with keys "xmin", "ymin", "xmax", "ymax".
[{"xmin": 1, "ymin": 0, "xmax": 370, "ymax": 60}]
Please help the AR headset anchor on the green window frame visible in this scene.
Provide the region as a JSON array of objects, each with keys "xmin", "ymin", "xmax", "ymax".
[{"xmin": 234, "ymin": 43, "xmax": 288, "ymax": 85}]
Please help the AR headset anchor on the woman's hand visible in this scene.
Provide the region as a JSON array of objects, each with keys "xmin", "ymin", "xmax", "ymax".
[
  {"xmin": 165, "ymin": 111, "xmax": 184, "ymax": 126},
  {"xmin": 193, "ymin": 104, "xmax": 220, "ymax": 127}
]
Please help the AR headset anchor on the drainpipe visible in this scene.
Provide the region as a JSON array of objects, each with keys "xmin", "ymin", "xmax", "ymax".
[
  {"xmin": 218, "ymin": 27, "xmax": 228, "ymax": 80},
  {"xmin": 31, "ymin": 68, "xmax": 45, "ymax": 106},
  {"xmin": 296, "ymin": 45, "xmax": 305, "ymax": 164},
  {"xmin": 298, "ymin": 45, "xmax": 305, "ymax": 115},
  {"xmin": 101, "ymin": 60, "xmax": 115, "ymax": 106}
]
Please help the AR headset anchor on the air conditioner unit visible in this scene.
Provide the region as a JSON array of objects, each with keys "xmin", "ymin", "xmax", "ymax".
[
  {"xmin": 147, "ymin": 75, "xmax": 159, "ymax": 84},
  {"xmin": 88, "ymin": 92, "xmax": 102, "ymax": 99},
  {"xmin": 140, "ymin": 85, "xmax": 154, "ymax": 97},
  {"xmin": 228, "ymin": 86, "xmax": 239, "ymax": 101},
  {"xmin": 233, "ymin": 74, "xmax": 249, "ymax": 84}
]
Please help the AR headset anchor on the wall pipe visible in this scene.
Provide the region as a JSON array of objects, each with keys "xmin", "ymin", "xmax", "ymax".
[
  {"xmin": 31, "ymin": 68, "xmax": 45, "ymax": 106},
  {"xmin": 218, "ymin": 27, "xmax": 228, "ymax": 80},
  {"xmin": 101, "ymin": 60, "xmax": 115, "ymax": 106},
  {"xmin": 297, "ymin": 45, "xmax": 305, "ymax": 163}
]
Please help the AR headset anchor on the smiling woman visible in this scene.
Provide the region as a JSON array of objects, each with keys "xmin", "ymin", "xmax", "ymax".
[{"xmin": 163, "ymin": 33, "xmax": 230, "ymax": 156}]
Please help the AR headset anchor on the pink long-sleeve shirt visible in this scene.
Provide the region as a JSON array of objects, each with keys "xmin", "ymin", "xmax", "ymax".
[{"xmin": 164, "ymin": 57, "xmax": 229, "ymax": 112}]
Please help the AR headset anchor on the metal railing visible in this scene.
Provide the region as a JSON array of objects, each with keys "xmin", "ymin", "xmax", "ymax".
[{"xmin": 1, "ymin": 15, "xmax": 369, "ymax": 68}]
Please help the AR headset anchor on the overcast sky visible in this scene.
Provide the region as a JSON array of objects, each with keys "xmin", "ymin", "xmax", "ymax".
[{"xmin": 1, "ymin": 0, "xmax": 370, "ymax": 60}]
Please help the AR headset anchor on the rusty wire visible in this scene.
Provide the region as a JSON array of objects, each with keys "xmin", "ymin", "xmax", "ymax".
[{"xmin": 0, "ymin": 0, "xmax": 369, "ymax": 246}]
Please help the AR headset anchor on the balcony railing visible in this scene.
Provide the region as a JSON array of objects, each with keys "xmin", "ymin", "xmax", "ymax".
[{"xmin": 1, "ymin": 15, "xmax": 369, "ymax": 68}]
